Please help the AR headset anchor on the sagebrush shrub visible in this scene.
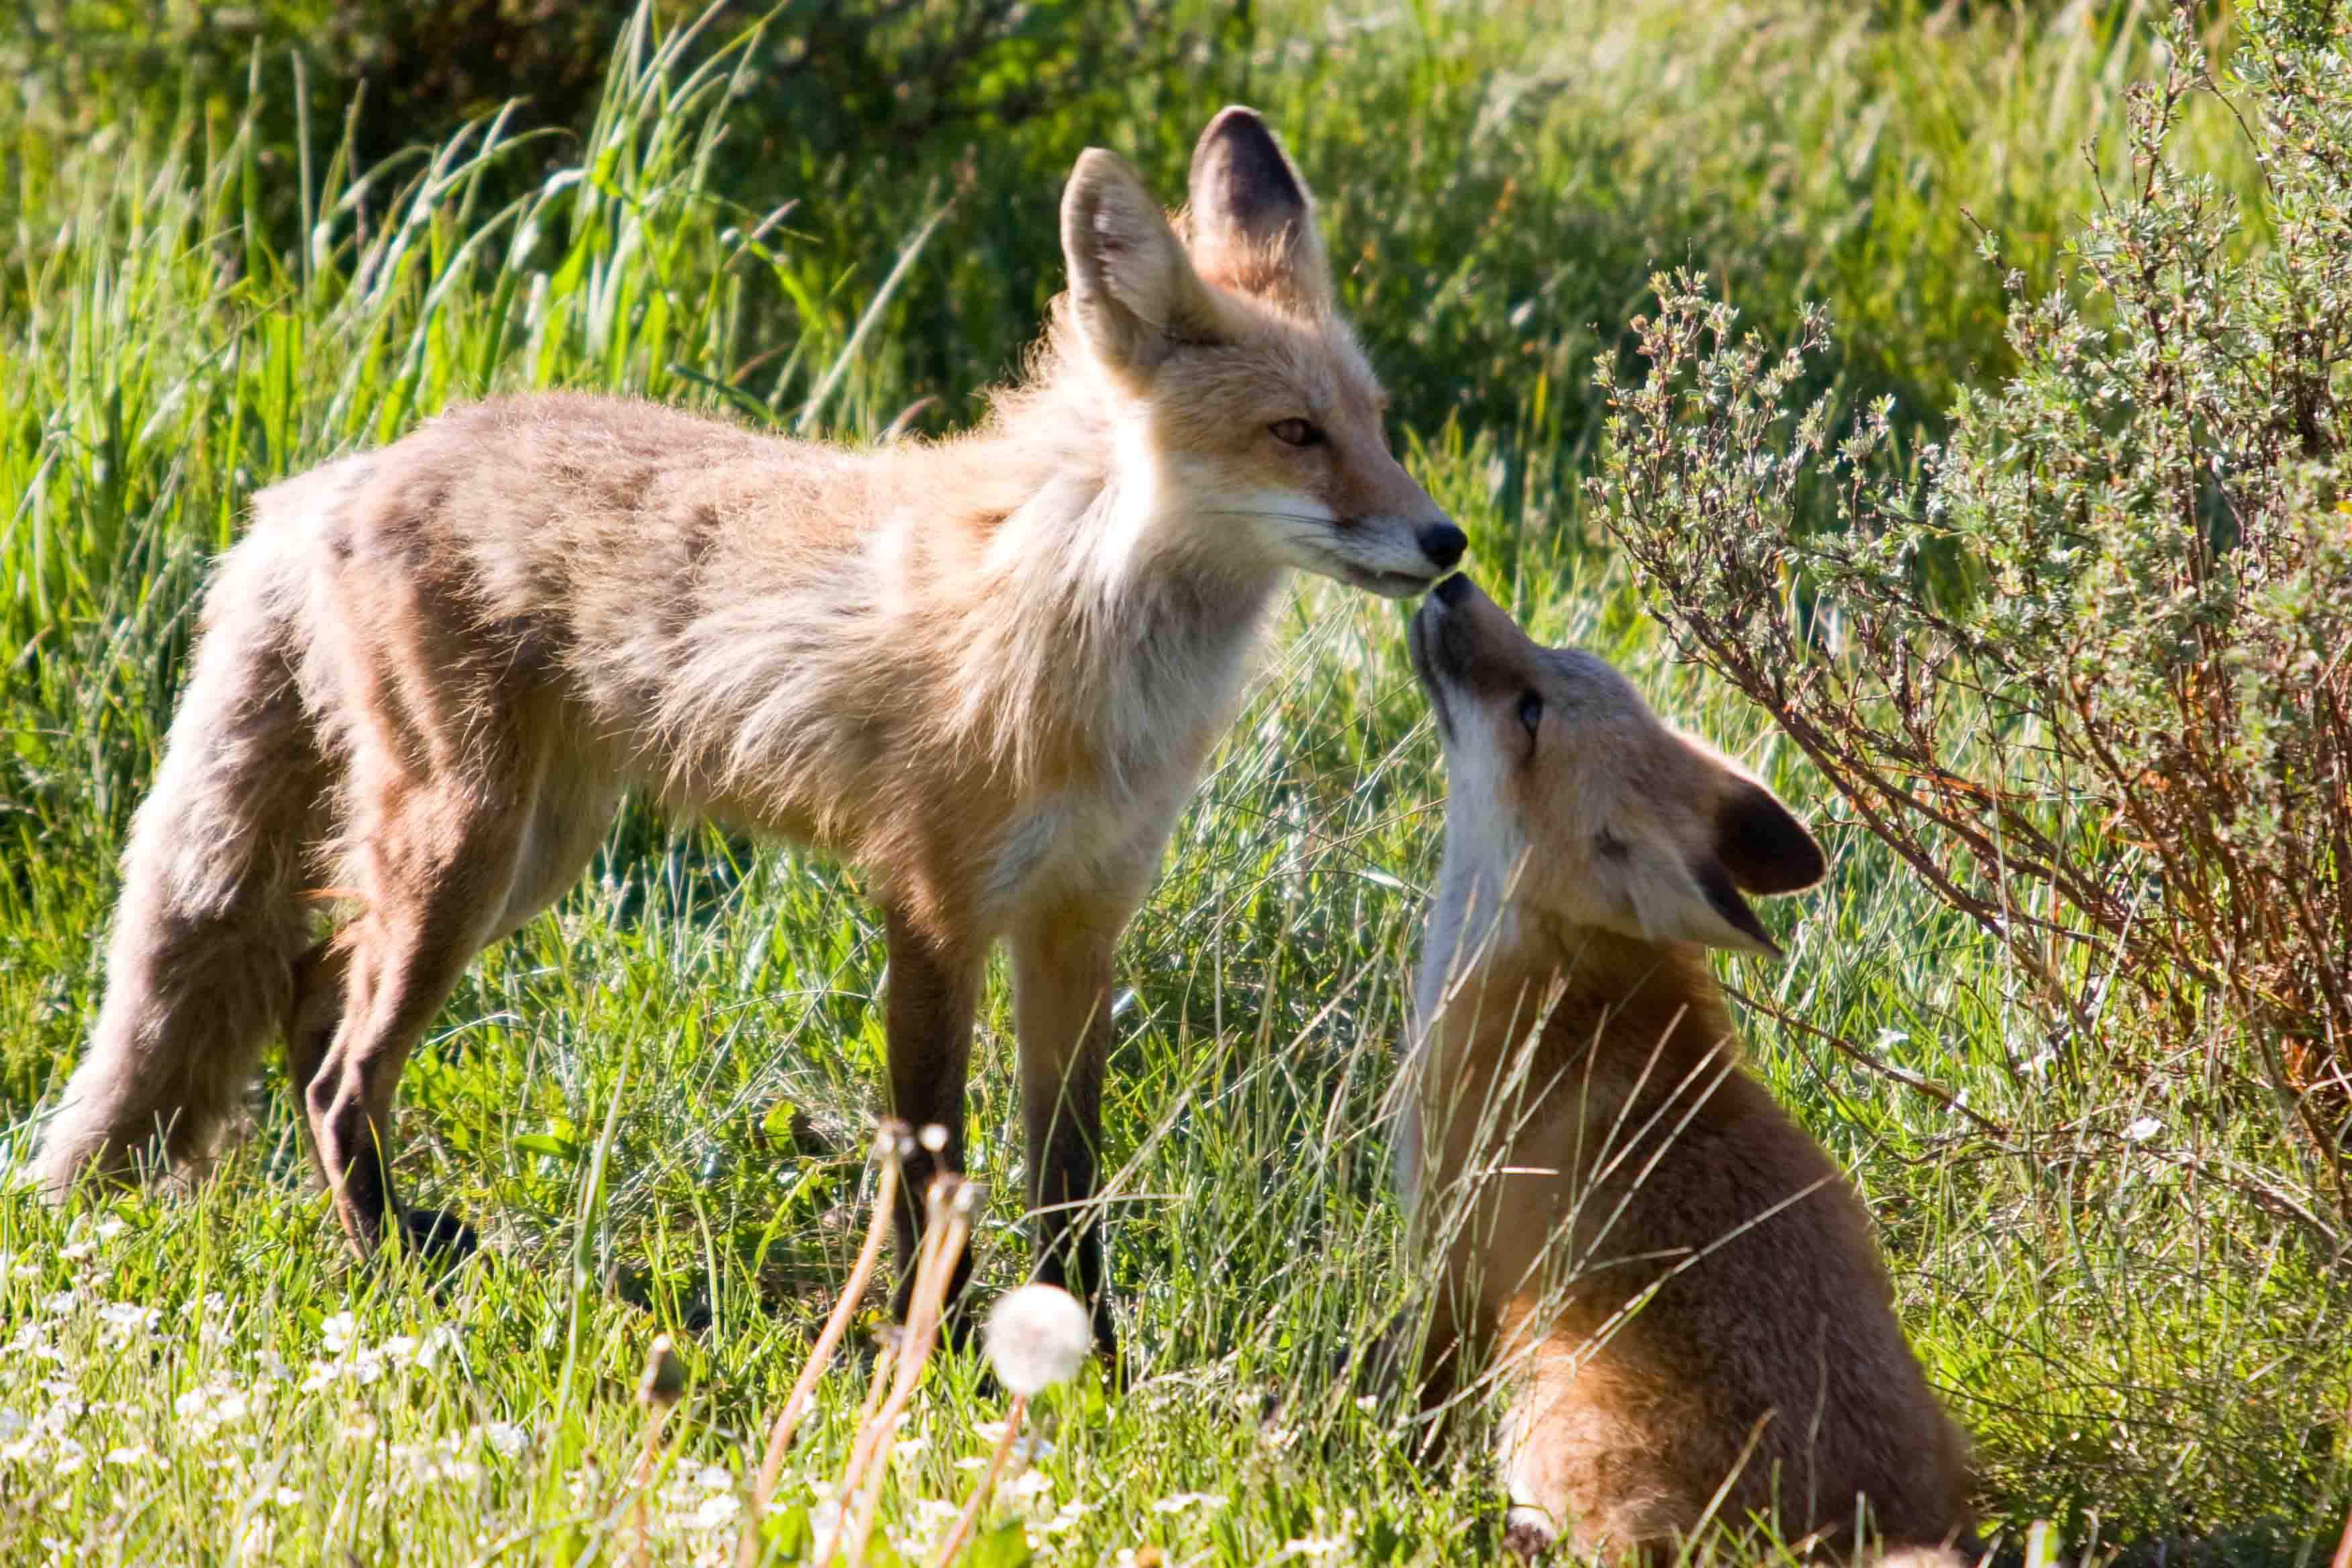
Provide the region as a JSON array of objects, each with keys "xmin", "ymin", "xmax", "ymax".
[{"xmin": 1589, "ymin": 0, "xmax": 2352, "ymax": 1237}]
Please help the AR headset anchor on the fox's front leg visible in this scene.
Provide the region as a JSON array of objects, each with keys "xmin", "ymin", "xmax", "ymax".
[
  {"xmin": 1008, "ymin": 904, "xmax": 1121, "ymax": 1352},
  {"xmin": 881, "ymin": 908, "xmax": 984, "ymax": 1326}
]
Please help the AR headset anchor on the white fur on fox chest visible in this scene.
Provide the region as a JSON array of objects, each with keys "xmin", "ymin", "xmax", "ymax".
[
  {"xmin": 982, "ymin": 632, "xmax": 1252, "ymax": 914},
  {"xmin": 982, "ymin": 564, "xmax": 1272, "ymax": 914}
]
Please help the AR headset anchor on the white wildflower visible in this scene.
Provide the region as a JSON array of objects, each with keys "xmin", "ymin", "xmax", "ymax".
[
  {"xmin": 175, "ymin": 1381, "xmax": 255, "ymax": 1437},
  {"xmin": 807, "ymin": 1498, "xmax": 844, "ymax": 1563},
  {"xmin": 478, "ymin": 1422, "xmax": 529, "ymax": 1459},
  {"xmin": 8, "ymin": 1326, "xmax": 61, "ymax": 1364},
  {"xmin": 689, "ymin": 1493, "xmax": 740, "ymax": 1530},
  {"xmin": 1040, "ymin": 1500, "xmax": 1093, "ymax": 1535},
  {"xmin": 1152, "ymin": 1491, "xmax": 1227, "ymax": 1514},
  {"xmin": 96, "ymin": 1302, "xmax": 161, "ymax": 1344},
  {"xmin": 2124, "ymin": 1116, "xmax": 2163, "ymax": 1144},
  {"xmin": 320, "ymin": 1312, "xmax": 358, "ymax": 1354}
]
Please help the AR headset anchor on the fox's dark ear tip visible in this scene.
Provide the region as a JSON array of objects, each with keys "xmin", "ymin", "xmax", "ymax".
[
  {"xmin": 1197, "ymin": 105, "xmax": 1283, "ymax": 158},
  {"xmin": 1718, "ymin": 781, "xmax": 1826, "ymax": 896}
]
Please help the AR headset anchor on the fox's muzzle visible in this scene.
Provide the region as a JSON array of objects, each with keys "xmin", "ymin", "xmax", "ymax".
[{"xmin": 1411, "ymin": 573, "xmax": 1528, "ymax": 738}]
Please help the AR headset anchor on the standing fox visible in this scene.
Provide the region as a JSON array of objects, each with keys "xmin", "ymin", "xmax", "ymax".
[
  {"xmin": 34, "ymin": 107, "xmax": 1465, "ymax": 1344},
  {"xmin": 1400, "ymin": 577, "xmax": 1971, "ymax": 1559}
]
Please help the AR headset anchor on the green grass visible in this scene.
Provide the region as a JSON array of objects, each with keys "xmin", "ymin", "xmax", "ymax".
[{"xmin": 1, "ymin": 1, "xmax": 2345, "ymax": 1563}]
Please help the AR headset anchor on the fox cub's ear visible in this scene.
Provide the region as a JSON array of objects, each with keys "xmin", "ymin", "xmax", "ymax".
[
  {"xmin": 1715, "ymin": 781, "xmax": 1826, "ymax": 895},
  {"xmin": 1186, "ymin": 107, "xmax": 1331, "ymax": 313},
  {"xmin": 1655, "ymin": 779, "xmax": 1824, "ymax": 959},
  {"xmin": 1628, "ymin": 772, "xmax": 1823, "ymax": 959},
  {"xmin": 1062, "ymin": 148, "xmax": 1218, "ymax": 387}
]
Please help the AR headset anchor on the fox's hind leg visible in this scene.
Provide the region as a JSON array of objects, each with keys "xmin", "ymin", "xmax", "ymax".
[
  {"xmin": 295, "ymin": 605, "xmax": 542, "ymax": 1257},
  {"xmin": 306, "ymin": 760, "xmax": 528, "ymax": 1257},
  {"xmin": 289, "ymin": 746, "xmax": 607, "ymax": 1257}
]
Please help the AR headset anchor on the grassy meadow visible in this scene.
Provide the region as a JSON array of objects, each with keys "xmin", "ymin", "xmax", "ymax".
[{"xmin": 1, "ymin": 1, "xmax": 2346, "ymax": 1563}]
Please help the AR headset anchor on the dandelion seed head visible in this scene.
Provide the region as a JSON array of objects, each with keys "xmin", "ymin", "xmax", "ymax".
[{"xmin": 982, "ymin": 1283, "xmax": 1092, "ymax": 1397}]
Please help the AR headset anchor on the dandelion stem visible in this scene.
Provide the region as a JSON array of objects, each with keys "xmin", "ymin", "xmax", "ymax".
[
  {"xmin": 737, "ymin": 1122, "xmax": 905, "ymax": 1568},
  {"xmin": 929, "ymin": 1391, "xmax": 1026, "ymax": 1568}
]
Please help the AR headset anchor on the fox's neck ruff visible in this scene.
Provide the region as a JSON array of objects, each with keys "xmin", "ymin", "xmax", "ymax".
[{"xmin": 916, "ymin": 371, "xmax": 1287, "ymax": 805}]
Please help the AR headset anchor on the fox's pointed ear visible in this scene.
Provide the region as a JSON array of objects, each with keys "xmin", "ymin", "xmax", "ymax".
[
  {"xmin": 1715, "ymin": 780, "xmax": 1826, "ymax": 895},
  {"xmin": 1062, "ymin": 148, "xmax": 1220, "ymax": 387},
  {"xmin": 1186, "ymin": 107, "xmax": 1331, "ymax": 312},
  {"xmin": 1626, "ymin": 850, "xmax": 1785, "ymax": 958},
  {"xmin": 1622, "ymin": 770, "xmax": 1822, "ymax": 959}
]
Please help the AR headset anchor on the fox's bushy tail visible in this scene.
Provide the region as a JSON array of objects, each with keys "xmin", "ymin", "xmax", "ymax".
[{"xmin": 34, "ymin": 516, "xmax": 328, "ymax": 1196}]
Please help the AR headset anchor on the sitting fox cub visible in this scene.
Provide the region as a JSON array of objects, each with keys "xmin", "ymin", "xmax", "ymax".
[{"xmin": 1400, "ymin": 575, "xmax": 1973, "ymax": 1560}]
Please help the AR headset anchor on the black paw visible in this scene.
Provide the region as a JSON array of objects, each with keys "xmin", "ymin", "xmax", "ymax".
[
  {"xmin": 397, "ymin": 1206, "xmax": 480, "ymax": 1263},
  {"xmin": 1502, "ymin": 1508, "xmax": 1557, "ymax": 1561}
]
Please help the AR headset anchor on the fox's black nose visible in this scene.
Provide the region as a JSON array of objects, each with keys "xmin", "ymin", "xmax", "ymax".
[
  {"xmin": 1418, "ymin": 522, "xmax": 1467, "ymax": 571},
  {"xmin": 1432, "ymin": 572, "xmax": 1472, "ymax": 607}
]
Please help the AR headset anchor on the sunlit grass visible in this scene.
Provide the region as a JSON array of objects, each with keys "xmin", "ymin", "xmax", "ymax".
[{"xmin": 0, "ymin": 1, "xmax": 2343, "ymax": 1563}]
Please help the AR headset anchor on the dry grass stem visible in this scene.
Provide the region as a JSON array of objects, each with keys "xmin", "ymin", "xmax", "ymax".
[
  {"xmin": 737, "ymin": 1122, "xmax": 908, "ymax": 1568},
  {"xmin": 929, "ymin": 1391, "xmax": 1027, "ymax": 1568},
  {"xmin": 626, "ymin": 1334, "xmax": 685, "ymax": 1568},
  {"xmin": 840, "ymin": 1175, "xmax": 979, "ymax": 1568}
]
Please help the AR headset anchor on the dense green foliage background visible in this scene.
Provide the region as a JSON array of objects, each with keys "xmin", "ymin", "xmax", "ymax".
[{"xmin": 0, "ymin": 1, "xmax": 2343, "ymax": 1563}]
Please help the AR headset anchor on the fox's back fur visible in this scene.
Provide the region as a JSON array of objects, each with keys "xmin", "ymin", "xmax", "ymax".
[{"xmin": 264, "ymin": 379, "xmax": 1279, "ymax": 939}]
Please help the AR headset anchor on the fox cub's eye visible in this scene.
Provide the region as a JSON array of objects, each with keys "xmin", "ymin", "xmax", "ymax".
[
  {"xmin": 1518, "ymin": 690, "xmax": 1544, "ymax": 739},
  {"xmin": 1269, "ymin": 418, "xmax": 1326, "ymax": 448}
]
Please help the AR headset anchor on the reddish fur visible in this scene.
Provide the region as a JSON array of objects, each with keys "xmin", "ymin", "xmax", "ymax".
[{"xmin": 1402, "ymin": 579, "xmax": 1972, "ymax": 1560}]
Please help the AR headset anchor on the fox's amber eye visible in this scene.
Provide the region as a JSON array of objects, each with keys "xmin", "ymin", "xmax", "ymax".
[
  {"xmin": 1518, "ymin": 690, "xmax": 1544, "ymax": 738},
  {"xmin": 1269, "ymin": 418, "xmax": 1325, "ymax": 448}
]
